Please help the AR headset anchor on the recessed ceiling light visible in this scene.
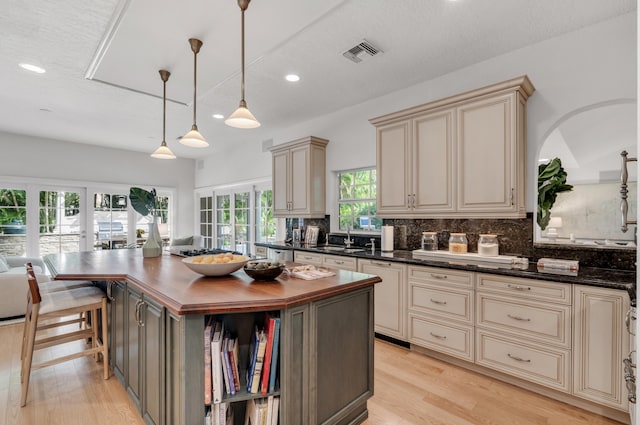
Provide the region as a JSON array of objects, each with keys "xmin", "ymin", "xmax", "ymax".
[
  {"xmin": 285, "ymin": 74, "xmax": 300, "ymax": 82},
  {"xmin": 212, "ymin": 114, "xmax": 224, "ymax": 119},
  {"xmin": 19, "ymin": 63, "xmax": 46, "ymax": 74}
]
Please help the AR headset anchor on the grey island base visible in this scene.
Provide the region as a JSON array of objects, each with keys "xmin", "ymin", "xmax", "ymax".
[{"xmin": 44, "ymin": 250, "xmax": 382, "ymax": 425}]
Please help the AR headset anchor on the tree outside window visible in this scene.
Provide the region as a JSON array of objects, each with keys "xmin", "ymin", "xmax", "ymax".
[{"xmin": 338, "ymin": 168, "xmax": 381, "ymax": 231}]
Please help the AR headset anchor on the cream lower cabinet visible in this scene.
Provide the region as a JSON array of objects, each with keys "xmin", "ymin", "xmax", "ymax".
[
  {"xmin": 371, "ymin": 75, "xmax": 533, "ymax": 218},
  {"xmin": 573, "ymin": 285, "xmax": 630, "ymax": 411},
  {"xmin": 407, "ymin": 265, "xmax": 474, "ymax": 361},
  {"xmin": 358, "ymin": 259, "xmax": 407, "ymax": 340},
  {"xmin": 475, "ymin": 274, "xmax": 572, "ymax": 392},
  {"xmin": 271, "ymin": 136, "xmax": 329, "ymax": 218},
  {"xmin": 295, "ymin": 251, "xmax": 358, "ymax": 271}
]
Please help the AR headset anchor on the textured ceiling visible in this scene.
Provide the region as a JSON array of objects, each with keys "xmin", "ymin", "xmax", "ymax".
[{"xmin": 0, "ymin": 0, "xmax": 636, "ymax": 159}]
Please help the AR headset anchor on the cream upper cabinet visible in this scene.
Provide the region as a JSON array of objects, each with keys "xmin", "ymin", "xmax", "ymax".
[
  {"xmin": 371, "ymin": 75, "xmax": 534, "ymax": 218},
  {"xmin": 573, "ymin": 285, "xmax": 630, "ymax": 411},
  {"xmin": 271, "ymin": 136, "xmax": 329, "ymax": 218}
]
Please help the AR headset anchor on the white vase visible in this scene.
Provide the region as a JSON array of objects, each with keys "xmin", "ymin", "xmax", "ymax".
[{"xmin": 142, "ymin": 218, "xmax": 162, "ymax": 258}]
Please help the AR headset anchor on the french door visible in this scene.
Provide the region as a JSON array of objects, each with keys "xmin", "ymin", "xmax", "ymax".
[{"xmin": 37, "ymin": 187, "xmax": 87, "ymax": 255}]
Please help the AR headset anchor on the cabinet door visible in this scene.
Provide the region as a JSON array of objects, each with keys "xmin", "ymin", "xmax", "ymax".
[
  {"xmin": 377, "ymin": 121, "xmax": 411, "ymax": 215},
  {"xmin": 322, "ymin": 254, "xmax": 357, "ymax": 271},
  {"xmin": 142, "ymin": 297, "xmax": 165, "ymax": 425},
  {"xmin": 272, "ymin": 149, "xmax": 290, "ymax": 216},
  {"xmin": 413, "ymin": 109, "xmax": 455, "ymax": 213},
  {"xmin": 109, "ymin": 280, "xmax": 126, "ymax": 383},
  {"xmin": 457, "ymin": 93, "xmax": 518, "ymax": 215},
  {"xmin": 289, "ymin": 145, "xmax": 310, "ymax": 214},
  {"xmin": 359, "ymin": 259, "xmax": 407, "ymax": 340},
  {"xmin": 573, "ymin": 286, "xmax": 629, "ymax": 411},
  {"xmin": 126, "ymin": 288, "xmax": 142, "ymax": 412}
]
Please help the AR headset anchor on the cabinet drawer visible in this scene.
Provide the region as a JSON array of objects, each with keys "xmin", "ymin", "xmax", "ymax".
[
  {"xmin": 294, "ymin": 251, "xmax": 323, "ymax": 266},
  {"xmin": 322, "ymin": 254, "xmax": 357, "ymax": 271},
  {"xmin": 408, "ymin": 314, "xmax": 473, "ymax": 362},
  {"xmin": 408, "ymin": 265, "xmax": 473, "ymax": 288},
  {"xmin": 476, "ymin": 292, "xmax": 571, "ymax": 348},
  {"xmin": 476, "ymin": 329, "xmax": 570, "ymax": 393},
  {"xmin": 476, "ymin": 274, "xmax": 571, "ymax": 304},
  {"xmin": 409, "ymin": 283, "xmax": 473, "ymax": 324}
]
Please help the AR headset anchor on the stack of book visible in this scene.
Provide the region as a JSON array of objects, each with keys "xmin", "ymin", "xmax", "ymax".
[{"xmin": 204, "ymin": 313, "xmax": 281, "ymax": 425}]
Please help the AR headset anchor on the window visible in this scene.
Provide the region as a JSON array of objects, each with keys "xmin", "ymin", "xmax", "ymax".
[
  {"xmin": 0, "ymin": 188, "xmax": 27, "ymax": 255},
  {"xmin": 338, "ymin": 168, "xmax": 380, "ymax": 232},
  {"xmin": 93, "ymin": 193, "xmax": 128, "ymax": 250},
  {"xmin": 255, "ymin": 189, "xmax": 275, "ymax": 243},
  {"xmin": 199, "ymin": 196, "xmax": 213, "ymax": 249},
  {"xmin": 39, "ymin": 190, "xmax": 82, "ymax": 255},
  {"xmin": 216, "ymin": 194, "xmax": 231, "ymax": 250}
]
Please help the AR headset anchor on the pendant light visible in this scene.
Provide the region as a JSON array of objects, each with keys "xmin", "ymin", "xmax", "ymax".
[
  {"xmin": 225, "ymin": 0, "xmax": 260, "ymax": 129},
  {"xmin": 151, "ymin": 70, "xmax": 177, "ymax": 159},
  {"xmin": 180, "ymin": 38, "xmax": 209, "ymax": 147}
]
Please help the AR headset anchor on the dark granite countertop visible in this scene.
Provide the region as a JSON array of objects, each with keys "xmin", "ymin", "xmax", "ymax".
[{"xmin": 255, "ymin": 242, "xmax": 636, "ymax": 296}]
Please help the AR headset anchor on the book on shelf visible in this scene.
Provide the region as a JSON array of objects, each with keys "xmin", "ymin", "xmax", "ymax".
[
  {"xmin": 220, "ymin": 336, "xmax": 232, "ymax": 395},
  {"xmin": 228, "ymin": 336, "xmax": 241, "ymax": 392},
  {"xmin": 246, "ymin": 325, "xmax": 260, "ymax": 392},
  {"xmin": 261, "ymin": 315, "xmax": 280, "ymax": 395},
  {"xmin": 204, "ymin": 317, "xmax": 214, "ymax": 405},
  {"xmin": 270, "ymin": 397, "xmax": 279, "ymax": 425},
  {"xmin": 210, "ymin": 321, "xmax": 223, "ymax": 404},
  {"xmin": 267, "ymin": 317, "xmax": 281, "ymax": 395},
  {"xmin": 244, "ymin": 398, "xmax": 269, "ymax": 425},
  {"xmin": 222, "ymin": 335, "xmax": 236, "ymax": 395},
  {"xmin": 265, "ymin": 395, "xmax": 274, "ymax": 425},
  {"xmin": 205, "ymin": 406, "xmax": 212, "ymax": 425},
  {"xmin": 250, "ymin": 329, "xmax": 268, "ymax": 394}
]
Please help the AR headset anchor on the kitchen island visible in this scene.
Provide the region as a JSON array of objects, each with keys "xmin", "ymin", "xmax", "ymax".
[{"xmin": 44, "ymin": 250, "xmax": 381, "ymax": 425}]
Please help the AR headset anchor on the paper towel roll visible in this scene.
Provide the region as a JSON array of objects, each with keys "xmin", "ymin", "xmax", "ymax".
[{"xmin": 381, "ymin": 225, "xmax": 394, "ymax": 252}]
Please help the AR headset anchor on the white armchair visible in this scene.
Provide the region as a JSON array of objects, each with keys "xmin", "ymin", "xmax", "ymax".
[
  {"xmin": 0, "ymin": 256, "xmax": 50, "ymax": 319},
  {"xmin": 169, "ymin": 235, "xmax": 205, "ymax": 255}
]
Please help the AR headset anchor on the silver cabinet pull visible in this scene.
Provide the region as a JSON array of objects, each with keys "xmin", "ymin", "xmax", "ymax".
[
  {"xmin": 507, "ymin": 284, "xmax": 531, "ymax": 291},
  {"xmin": 430, "ymin": 298, "xmax": 447, "ymax": 305},
  {"xmin": 135, "ymin": 300, "xmax": 145, "ymax": 327},
  {"xmin": 507, "ymin": 353, "xmax": 531, "ymax": 363},
  {"xmin": 430, "ymin": 273, "xmax": 447, "ymax": 280},
  {"xmin": 106, "ymin": 282, "xmax": 114, "ymax": 301},
  {"xmin": 429, "ymin": 332, "xmax": 447, "ymax": 340},
  {"xmin": 371, "ymin": 261, "xmax": 392, "ymax": 267},
  {"xmin": 507, "ymin": 314, "xmax": 531, "ymax": 322},
  {"xmin": 626, "ymin": 309, "xmax": 636, "ymax": 336},
  {"xmin": 335, "ymin": 260, "xmax": 344, "ymax": 265}
]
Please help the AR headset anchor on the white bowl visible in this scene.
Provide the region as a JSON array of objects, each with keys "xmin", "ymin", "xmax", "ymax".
[{"xmin": 181, "ymin": 255, "xmax": 249, "ymax": 276}]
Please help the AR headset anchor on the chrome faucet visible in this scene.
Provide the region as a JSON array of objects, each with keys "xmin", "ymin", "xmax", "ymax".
[{"xmin": 344, "ymin": 227, "xmax": 354, "ymax": 248}]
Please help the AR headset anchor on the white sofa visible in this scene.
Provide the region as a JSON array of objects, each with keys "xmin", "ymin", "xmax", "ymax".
[
  {"xmin": 168, "ymin": 235, "xmax": 205, "ymax": 255},
  {"xmin": 0, "ymin": 256, "xmax": 50, "ymax": 319}
]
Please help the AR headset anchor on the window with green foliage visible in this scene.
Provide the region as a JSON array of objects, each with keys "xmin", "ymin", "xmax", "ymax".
[
  {"xmin": 0, "ymin": 188, "xmax": 27, "ymax": 234},
  {"xmin": 255, "ymin": 189, "xmax": 275, "ymax": 243},
  {"xmin": 216, "ymin": 194, "xmax": 231, "ymax": 250},
  {"xmin": 338, "ymin": 168, "xmax": 381, "ymax": 232}
]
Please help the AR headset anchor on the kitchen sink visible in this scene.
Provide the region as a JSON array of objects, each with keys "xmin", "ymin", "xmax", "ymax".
[{"xmin": 321, "ymin": 246, "xmax": 365, "ymax": 253}]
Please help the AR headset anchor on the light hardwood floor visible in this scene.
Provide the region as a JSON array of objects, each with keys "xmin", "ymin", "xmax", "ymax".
[{"xmin": 0, "ymin": 322, "xmax": 624, "ymax": 425}]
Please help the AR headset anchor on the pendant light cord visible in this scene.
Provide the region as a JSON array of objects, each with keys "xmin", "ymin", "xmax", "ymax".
[
  {"xmin": 240, "ymin": 8, "xmax": 245, "ymax": 103},
  {"xmin": 162, "ymin": 75, "xmax": 167, "ymax": 143},
  {"xmin": 192, "ymin": 46, "xmax": 197, "ymax": 126}
]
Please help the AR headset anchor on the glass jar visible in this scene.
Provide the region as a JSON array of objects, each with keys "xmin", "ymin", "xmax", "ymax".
[
  {"xmin": 448, "ymin": 233, "xmax": 468, "ymax": 254},
  {"xmin": 478, "ymin": 234, "xmax": 499, "ymax": 256},
  {"xmin": 421, "ymin": 232, "xmax": 438, "ymax": 251}
]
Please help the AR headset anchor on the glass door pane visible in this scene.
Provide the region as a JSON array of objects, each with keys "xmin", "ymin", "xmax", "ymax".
[
  {"xmin": 216, "ymin": 194, "xmax": 231, "ymax": 250},
  {"xmin": 0, "ymin": 188, "xmax": 27, "ymax": 256},
  {"xmin": 255, "ymin": 189, "xmax": 275, "ymax": 243},
  {"xmin": 93, "ymin": 193, "xmax": 129, "ymax": 250},
  {"xmin": 39, "ymin": 190, "xmax": 83, "ymax": 255},
  {"xmin": 200, "ymin": 195, "xmax": 213, "ymax": 249},
  {"xmin": 234, "ymin": 192, "xmax": 250, "ymax": 254}
]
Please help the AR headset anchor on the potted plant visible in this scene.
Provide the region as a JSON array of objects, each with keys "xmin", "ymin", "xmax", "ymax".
[
  {"xmin": 129, "ymin": 187, "xmax": 162, "ymax": 257},
  {"xmin": 537, "ymin": 158, "xmax": 573, "ymax": 231}
]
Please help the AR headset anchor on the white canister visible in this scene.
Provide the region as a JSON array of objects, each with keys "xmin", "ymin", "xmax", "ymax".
[
  {"xmin": 478, "ymin": 234, "xmax": 499, "ymax": 256},
  {"xmin": 381, "ymin": 225, "xmax": 394, "ymax": 252}
]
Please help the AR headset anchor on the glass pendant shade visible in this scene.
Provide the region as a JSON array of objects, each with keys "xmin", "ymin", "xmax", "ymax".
[
  {"xmin": 151, "ymin": 141, "xmax": 176, "ymax": 159},
  {"xmin": 151, "ymin": 69, "xmax": 176, "ymax": 159},
  {"xmin": 225, "ymin": 100, "xmax": 260, "ymax": 129},
  {"xmin": 180, "ymin": 38, "xmax": 208, "ymax": 147},
  {"xmin": 226, "ymin": 0, "xmax": 260, "ymax": 129},
  {"xmin": 180, "ymin": 125, "xmax": 208, "ymax": 147}
]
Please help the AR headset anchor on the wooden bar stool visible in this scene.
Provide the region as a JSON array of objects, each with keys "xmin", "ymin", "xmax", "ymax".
[{"xmin": 20, "ymin": 263, "xmax": 110, "ymax": 407}]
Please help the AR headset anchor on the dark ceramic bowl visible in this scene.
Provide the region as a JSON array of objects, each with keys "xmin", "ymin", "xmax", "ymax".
[{"xmin": 243, "ymin": 262, "xmax": 286, "ymax": 281}]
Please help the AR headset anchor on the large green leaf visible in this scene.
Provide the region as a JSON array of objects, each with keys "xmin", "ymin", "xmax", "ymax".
[
  {"xmin": 129, "ymin": 187, "xmax": 157, "ymax": 217},
  {"xmin": 537, "ymin": 158, "xmax": 573, "ymax": 230}
]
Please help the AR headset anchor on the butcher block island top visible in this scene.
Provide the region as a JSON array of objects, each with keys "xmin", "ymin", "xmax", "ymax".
[{"xmin": 43, "ymin": 249, "xmax": 381, "ymax": 315}]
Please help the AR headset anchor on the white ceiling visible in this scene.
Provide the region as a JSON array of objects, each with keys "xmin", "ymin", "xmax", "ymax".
[{"xmin": 0, "ymin": 0, "xmax": 636, "ymax": 159}]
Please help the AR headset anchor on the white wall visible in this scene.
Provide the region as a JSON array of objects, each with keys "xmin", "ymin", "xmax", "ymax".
[
  {"xmin": 0, "ymin": 131, "xmax": 196, "ymax": 236},
  {"xmin": 197, "ymin": 12, "xmax": 636, "ymax": 223}
]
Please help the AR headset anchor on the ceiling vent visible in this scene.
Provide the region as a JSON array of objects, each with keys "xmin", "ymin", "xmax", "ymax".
[{"xmin": 342, "ymin": 39, "xmax": 382, "ymax": 63}]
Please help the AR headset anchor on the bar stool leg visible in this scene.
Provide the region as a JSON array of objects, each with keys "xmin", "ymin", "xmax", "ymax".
[{"xmin": 101, "ymin": 298, "xmax": 109, "ymax": 379}]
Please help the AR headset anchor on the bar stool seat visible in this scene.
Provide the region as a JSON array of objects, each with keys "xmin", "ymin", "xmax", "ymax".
[{"xmin": 20, "ymin": 263, "xmax": 109, "ymax": 407}]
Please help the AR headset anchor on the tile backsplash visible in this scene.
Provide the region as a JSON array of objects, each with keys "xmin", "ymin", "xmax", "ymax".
[{"xmin": 287, "ymin": 214, "xmax": 636, "ymax": 270}]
